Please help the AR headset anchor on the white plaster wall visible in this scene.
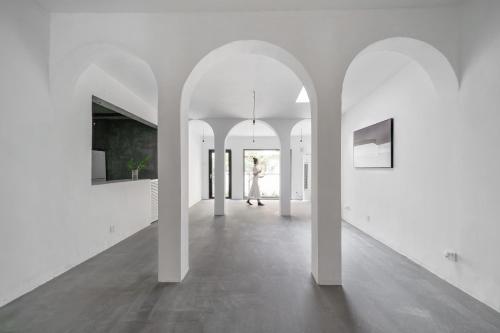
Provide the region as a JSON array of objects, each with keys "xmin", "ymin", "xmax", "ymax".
[
  {"xmin": 0, "ymin": 0, "xmax": 57, "ymax": 307},
  {"xmin": 291, "ymin": 136, "xmax": 312, "ymax": 200},
  {"xmin": 342, "ymin": 46, "xmax": 500, "ymax": 313},
  {"xmin": 188, "ymin": 122, "xmax": 204, "ymax": 207},
  {"xmin": 49, "ymin": 4, "xmax": 460, "ymax": 286},
  {"xmin": 84, "ymin": 64, "xmax": 157, "ymax": 125},
  {"xmin": 342, "ymin": 59, "xmax": 453, "ymax": 283},
  {"xmin": 455, "ymin": 0, "xmax": 500, "ymax": 312},
  {"xmin": 0, "ymin": 1, "xmax": 156, "ymax": 307},
  {"xmin": 90, "ymin": 180, "xmax": 152, "ymax": 248},
  {"xmin": 0, "ymin": 3, "xmax": 466, "ymax": 303}
]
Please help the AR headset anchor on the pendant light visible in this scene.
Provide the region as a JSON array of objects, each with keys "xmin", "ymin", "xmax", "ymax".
[
  {"xmin": 252, "ymin": 90, "xmax": 256, "ymax": 143},
  {"xmin": 300, "ymin": 128, "xmax": 303, "ymax": 143},
  {"xmin": 202, "ymin": 127, "xmax": 205, "ymax": 143}
]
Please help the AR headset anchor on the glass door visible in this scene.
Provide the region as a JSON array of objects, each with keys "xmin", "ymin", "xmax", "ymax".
[
  {"xmin": 244, "ymin": 149, "xmax": 280, "ymax": 199},
  {"xmin": 208, "ymin": 149, "xmax": 232, "ymax": 199}
]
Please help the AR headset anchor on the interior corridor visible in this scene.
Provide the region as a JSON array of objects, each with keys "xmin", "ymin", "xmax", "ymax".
[{"xmin": 1, "ymin": 200, "xmax": 499, "ymax": 333}]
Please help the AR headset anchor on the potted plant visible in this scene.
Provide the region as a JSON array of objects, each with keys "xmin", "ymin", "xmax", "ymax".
[{"xmin": 127, "ymin": 155, "xmax": 151, "ymax": 180}]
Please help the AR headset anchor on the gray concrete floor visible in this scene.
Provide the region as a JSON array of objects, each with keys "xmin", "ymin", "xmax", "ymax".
[{"xmin": 1, "ymin": 200, "xmax": 500, "ymax": 333}]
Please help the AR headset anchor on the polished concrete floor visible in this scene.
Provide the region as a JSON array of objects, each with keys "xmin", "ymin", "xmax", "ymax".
[{"xmin": 1, "ymin": 200, "xmax": 500, "ymax": 333}]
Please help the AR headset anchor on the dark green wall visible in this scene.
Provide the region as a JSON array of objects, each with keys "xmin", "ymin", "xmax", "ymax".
[{"xmin": 92, "ymin": 106, "xmax": 157, "ymax": 181}]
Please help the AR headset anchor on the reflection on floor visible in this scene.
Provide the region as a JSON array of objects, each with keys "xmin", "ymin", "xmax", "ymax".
[{"xmin": 1, "ymin": 200, "xmax": 499, "ymax": 332}]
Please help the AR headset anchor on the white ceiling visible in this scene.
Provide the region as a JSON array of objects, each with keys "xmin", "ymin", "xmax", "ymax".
[
  {"xmin": 189, "ymin": 54, "xmax": 310, "ymax": 119},
  {"xmin": 342, "ymin": 51, "xmax": 414, "ymax": 112},
  {"xmin": 37, "ymin": 0, "xmax": 463, "ymax": 12}
]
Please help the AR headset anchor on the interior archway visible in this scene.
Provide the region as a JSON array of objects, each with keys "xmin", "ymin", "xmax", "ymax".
[
  {"xmin": 340, "ymin": 37, "xmax": 460, "ymax": 285},
  {"xmin": 226, "ymin": 120, "xmax": 281, "ymax": 210},
  {"xmin": 183, "ymin": 42, "xmax": 314, "ymax": 217},
  {"xmin": 164, "ymin": 40, "xmax": 317, "ymax": 283},
  {"xmin": 343, "ymin": 37, "xmax": 459, "ymax": 111}
]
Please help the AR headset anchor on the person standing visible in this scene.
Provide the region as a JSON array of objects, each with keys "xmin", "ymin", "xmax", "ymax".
[{"xmin": 247, "ymin": 157, "xmax": 264, "ymax": 206}]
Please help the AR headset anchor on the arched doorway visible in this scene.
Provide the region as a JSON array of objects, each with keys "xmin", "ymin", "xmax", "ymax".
[
  {"xmin": 340, "ymin": 37, "xmax": 459, "ymax": 283},
  {"xmin": 225, "ymin": 120, "xmax": 281, "ymax": 212},
  {"xmin": 160, "ymin": 40, "xmax": 319, "ymax": 283}
]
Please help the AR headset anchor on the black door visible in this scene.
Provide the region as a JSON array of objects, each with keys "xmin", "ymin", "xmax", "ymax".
[{"xmin": 209, "ymin": 149, "xmax": 232, "ymax": 199}]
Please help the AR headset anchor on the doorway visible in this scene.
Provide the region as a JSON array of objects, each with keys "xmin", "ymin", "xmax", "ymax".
[
  {"xmin": 209, "ymin": 149, "xmax": 232, "ymax": 199},
  {"xmin": 244, "ymin": 149, "xmax": 280, "ymax": 199}
]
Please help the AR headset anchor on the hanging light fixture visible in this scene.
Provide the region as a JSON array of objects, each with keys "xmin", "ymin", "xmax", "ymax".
[
  {"xmin": 252, "ymin": 90, "xmax": 256, "ymax": 143},
  {"xmin": 202, "ymin": 127, "xmax": 205, "ymax": 143},
  {"xmin": 300, "ymin": 128, "xmax": 303, "ymax": 143}
]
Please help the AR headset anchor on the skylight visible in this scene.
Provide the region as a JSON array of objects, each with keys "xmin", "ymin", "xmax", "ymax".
[{"xmin": 296, "ymin": 86, "xmax": 310, "ymax": 103}]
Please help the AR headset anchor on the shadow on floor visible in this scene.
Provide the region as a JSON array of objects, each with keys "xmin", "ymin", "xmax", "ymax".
[{"xmin": 0, "ymin": 200, "xmax": 499, "ymax": 333}]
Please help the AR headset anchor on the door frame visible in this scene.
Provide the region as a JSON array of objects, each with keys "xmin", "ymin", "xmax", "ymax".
[
  {"xmin": 208, "ymin": 149, "xmax": 232, "ymax": 199},
  {"xmin": 243, "ymin": 149, "xmax": 280, "ymax": 200}
]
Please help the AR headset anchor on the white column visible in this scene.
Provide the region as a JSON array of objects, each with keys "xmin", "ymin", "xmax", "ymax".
[
  {"xmin": 280, "ymin": 134, "xmax": 291, "ymax": 216},
  {"xmin": 310, "ymin": 76, "xmax": 342, "ymax": 285},
  {"xmin": 205, "ymin": 118, "xmax": 240, "ymax": 216},
  {"xmin": 266, "ymin": 119, "xmax": 295, "ymax": 217},
  {"xmin": 213, "ymin": 133, "xmax": 226, "ymax": 216},
  {"xmin": 158, "ymin": 92, "xmax": 189, "ymax": 282}
]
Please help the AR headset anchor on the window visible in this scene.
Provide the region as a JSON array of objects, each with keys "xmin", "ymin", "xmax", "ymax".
[{"xmin": 244, "ymin": 150, "xmax": 280, "ymax": 198}]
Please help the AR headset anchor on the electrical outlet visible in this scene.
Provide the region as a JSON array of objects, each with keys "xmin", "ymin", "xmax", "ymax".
[
  {"xmin": 366, "ymin": 215, "xmax": 370, "ymax": 222},
  {"xmin": 444, "ymin": 251, "xmax": 458, "ymax": 262},
  {"xmin": 109, "ymin": 225, "xmax": 115, "ymax": 233},
  {"xmin": 344, "ymin": 206, "xmax": 351, "ymax": 211}
]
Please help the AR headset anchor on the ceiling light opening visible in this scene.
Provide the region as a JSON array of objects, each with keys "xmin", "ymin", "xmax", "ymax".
[{"xmin": 296, "ymin": 86, "xmax": 310, "ymax": 103}]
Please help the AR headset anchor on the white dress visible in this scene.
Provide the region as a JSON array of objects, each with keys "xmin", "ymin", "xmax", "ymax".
[{"xmin": 248, "ymin": 166, "xmax": 261, "ymax": 199}]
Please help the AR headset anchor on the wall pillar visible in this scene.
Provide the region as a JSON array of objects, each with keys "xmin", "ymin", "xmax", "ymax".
[
  {"xmin": 205, "ymin": 118, "xmax": 241, "ymax": 216},
  {"xmin": 310, "ymin": 75, "xmax": 342, "ymax": 285},
  {"xmin": 266, "ymin": 119, "xmax": 297, "ymax": 217},
  {"xmin": 279, "ymin": 134, "xmax": 291, "ymax": 216},
  {"xmin": 158, "ymin": 90, "xmax": 189, "ymax": 283},
  {"xmin": 213, "ymin": 133, "xmax": 226, "ymax": 216}
]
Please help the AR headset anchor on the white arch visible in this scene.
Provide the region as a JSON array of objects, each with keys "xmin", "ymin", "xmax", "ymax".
[
  {"xmin": 226, "ymin": 119, "xmax": 281, "ymax": 207},
  {"xmin": 162, "ymin": 39, "xmax": 320, "ymax": 284},
  {"xmin": 342, "ymin": 37, "xmax": 459, "ymax": 111},
  {"xmin": 189, "ymin": 119, "xmax": 215, "ymax": 137},
  {"xmin": 50, "ymin": 43, "xmax": 158, "ymax": 116},
  {"xmin": 181, "ymin": 40, "xmax": 318, "ymax": 120},
  {"xmin": 180, "ymin": 40, "xmax": 318, "ymax": 215},
  {"xmin": 340, "ymin": 37, "xmax": 460, "ymax": 290},
  {"xmin": 226, "ymin": 119, "xmax": 280, "ymax": 140},
  {"xmin": 290, "ymin": 119, "xmax": 312, "ymax": 137}
]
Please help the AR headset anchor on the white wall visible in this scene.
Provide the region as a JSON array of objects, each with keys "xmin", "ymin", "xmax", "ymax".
[
  {"xmin": 342, "ymin": 8, "xmax": 500, "ymax": 312},
  {"xmin": 291, "ymin": 135, "xmax": 312, "ymax": 200},
  {"xmin": 89, "ymin": 180, "xmax": 152, "ymax": 248},
  {"xmin": 1, "ymin": 1, "xmax": 470, "ymax": 305},
  {"xmin": 188, "ymin": 122, "xmax": 204, "ymax": 207},
  {"xmin": 50, "ymin": 7, "xmax": 460, "ymax": 284},
  {"xmin": 455, "ymin": 0, "xmax": 500, "ymax": 312},
  {"xmin": 0, "ymin": 1, "xmax": 156, "ymax": 307},
  {"xmin": 200, "ymin": 135, "xmax": 310, "ymax": 201},
  {"xmin": 0, "ymin": 0, "xmax": 56, "ymax": 307},
  {"xmin": 342, "ymin": 59, "xmax": 454, "ymax": 290}
]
